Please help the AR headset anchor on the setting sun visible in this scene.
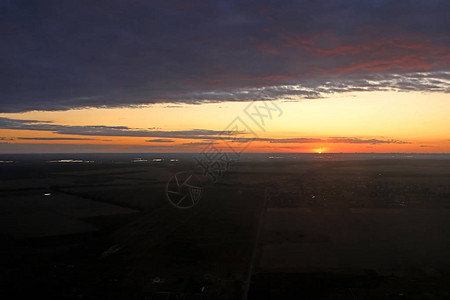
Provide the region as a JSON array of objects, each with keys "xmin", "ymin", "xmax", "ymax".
[{"xmin": 314, "ymin": 147, "xmax": 326, "ymax": 154}]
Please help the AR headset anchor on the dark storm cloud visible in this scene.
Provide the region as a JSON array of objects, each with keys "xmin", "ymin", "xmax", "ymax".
[{"xmin": 1, "ymin": 0, "xmax": 449, "ymax": 112}]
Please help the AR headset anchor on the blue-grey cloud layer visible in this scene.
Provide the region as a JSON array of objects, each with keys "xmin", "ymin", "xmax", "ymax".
[
  {"xmin": 0, "ymin": 117, "xmax": 409, "ymax": 145},
  {"xmin": 1, "ymin": 0, "xmax": 449, "ymax": 112},
  {"xmin": 146, "ymin": 139, "xmax": 175, "ymax": 143},
  {"xmin": 0, "ymin": 117, "xmax": 230, "ymax": 139}
]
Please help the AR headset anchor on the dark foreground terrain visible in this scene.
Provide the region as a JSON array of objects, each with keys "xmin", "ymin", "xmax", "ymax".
[{"xmin": 0, "ymin": 153, "xmax": 449, "ymax": 299}]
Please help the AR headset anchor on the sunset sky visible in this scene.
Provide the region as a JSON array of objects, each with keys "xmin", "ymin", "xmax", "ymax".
[{"xmin": 0, "ymin": 0, "xmax": 449, "ymax": 153}]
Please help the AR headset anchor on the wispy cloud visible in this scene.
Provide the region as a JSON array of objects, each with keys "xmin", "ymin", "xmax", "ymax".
[
  {"xmin": 175, "ymin": 72, "xmax": 450, "ymax": 102},
  {"xmin": 16, "ymin": 137, "xmax": 96, "ymax": 141},
  {"xmin": 146, "ymin": 139, "xmax": 175, "ymax": 143},
  {"xmin": 0, "ymin": 117, "xmax": 237, "ymax": 140},
  {"xmin": 182, "ymin": 142, "xmax": 219, "ymax": 146},
  {"xmin": 0, "ymin": 117, "xmax": 409, "ymax": 145},
  {"xmin": 227, "ymin": 136, "xmax": 410, "ymax": 144}
]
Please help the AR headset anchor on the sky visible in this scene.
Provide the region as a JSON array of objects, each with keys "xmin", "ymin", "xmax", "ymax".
[{"xmin": 0, "ymin": 0, "xmax": 449, "ymax": 153}]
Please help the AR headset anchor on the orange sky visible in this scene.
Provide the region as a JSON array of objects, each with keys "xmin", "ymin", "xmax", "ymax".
[{"xmin": 0, "ymin": 90, "xmax": 449, "ymax": 153}]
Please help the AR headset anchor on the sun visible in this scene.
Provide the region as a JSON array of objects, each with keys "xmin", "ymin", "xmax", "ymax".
[{"xmin": 314, "ymin": 147, "xmax": 325, "ymax": 154}]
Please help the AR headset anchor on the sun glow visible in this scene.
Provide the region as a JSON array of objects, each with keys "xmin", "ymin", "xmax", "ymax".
[
  {"xmin": 314, "ymin": 148, "xmax": 325, "ymax": 154},
  {"xmin": 0, "ymin": 91, "xmax": 449, "ymax": 153}
]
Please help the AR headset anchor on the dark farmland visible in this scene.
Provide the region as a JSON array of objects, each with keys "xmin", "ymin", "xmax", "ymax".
[{"xmin": 0, "ymin": 154, "xmax": 450, "ymax": 299}]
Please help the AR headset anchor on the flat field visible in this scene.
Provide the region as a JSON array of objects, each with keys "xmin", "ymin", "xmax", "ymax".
[{"xmin": 0, "ymin": 155, "xmax": 449, "ymax": 299}]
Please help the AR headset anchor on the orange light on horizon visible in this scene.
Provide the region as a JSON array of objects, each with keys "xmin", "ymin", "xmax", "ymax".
[
  {"xmin": 0, "ymin": 91, "xmax": 449, "ymax": 153},
  {"xmin": 314, "ymin": 147, "xmax": 326, "ymax": 154}
]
